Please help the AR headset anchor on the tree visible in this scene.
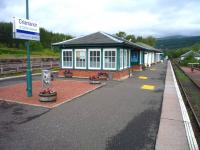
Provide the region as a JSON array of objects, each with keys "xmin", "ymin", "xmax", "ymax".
[
  {"xmin": 144, "ymin": 36, "xmax": 156, "ymax": 46},
  {"xmin": 116, "ymin": 31, "xmax": 126, "ymax": 39},
  {"xmin": 0, "ymin": 22, "xmax": 73, "ymax": 50},
  {"xmin": 125, "ymin": 35, "xmax": 136, "ymax": 42}
]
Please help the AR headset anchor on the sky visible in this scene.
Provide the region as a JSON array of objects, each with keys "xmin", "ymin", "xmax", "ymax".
[{"xmin": 1, "ymin": 0, "xmax": 200, "ymax": 37}]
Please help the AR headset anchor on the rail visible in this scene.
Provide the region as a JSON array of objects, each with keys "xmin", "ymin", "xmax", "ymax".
[{"xmin": 172, "ymin": 61, "xmax": 200, "ymax": 129}]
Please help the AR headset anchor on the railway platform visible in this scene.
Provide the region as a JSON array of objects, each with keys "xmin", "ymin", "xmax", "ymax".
[{"xmin": 156, "ymin": 61, "xmax": 198, "ymax": 150}]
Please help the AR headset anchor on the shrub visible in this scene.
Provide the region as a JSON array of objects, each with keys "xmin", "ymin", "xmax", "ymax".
[{"xmin": 180, "ymin": 54, "xmax": 199, "ymax": 66}]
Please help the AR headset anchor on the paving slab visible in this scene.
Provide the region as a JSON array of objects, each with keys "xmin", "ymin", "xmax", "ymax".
[
  {"xmin": 156, "ymin": 61, "xmax": 190, "ymax": 150},
  {"xmin": 0, "ymin": 80, "xmax": 102, "ymax": 108}
]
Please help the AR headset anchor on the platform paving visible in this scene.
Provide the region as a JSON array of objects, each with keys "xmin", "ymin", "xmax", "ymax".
[
  {"xmin": 156, "ymin": 61, "xmax": 192, "ymax": 150},
  {"xmin": 0, "ymin": 62, "xmax": 167, "ymax": 150}
]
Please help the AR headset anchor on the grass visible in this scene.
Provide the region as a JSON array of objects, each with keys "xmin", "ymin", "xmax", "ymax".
[
  {"xmin": 0, "ymin": 47, "xmax": 59, "ymax": 59},
  {"xmin": 174, "ymin": 65, "xmax": 200, "ymax": 120},
  {"xmin": 175, "ymin": 68, "xmax": 190, "ymax": 83},
  {"xmin": 174, "ymin": 64, "xmax": 200, "ymax": 146}
]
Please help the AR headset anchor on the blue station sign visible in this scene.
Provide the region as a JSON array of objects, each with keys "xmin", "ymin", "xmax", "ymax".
[{"xmin": 13, "ymin": 17, "xmax": 40, "ymax": 41}]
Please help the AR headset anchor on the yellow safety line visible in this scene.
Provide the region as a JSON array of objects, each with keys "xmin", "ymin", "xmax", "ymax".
[
  {"xmin": 138, "ymin": 76, "xmax": 148, "ymax": 80},
  {"xmin": 141, "ymin": 85, "xmax": 155, "ymax": 90}
]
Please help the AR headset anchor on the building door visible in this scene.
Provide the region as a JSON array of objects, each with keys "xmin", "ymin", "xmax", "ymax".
[{"xmin": 130, "ymin": 51, "xmax": 139, "ymax": 66}]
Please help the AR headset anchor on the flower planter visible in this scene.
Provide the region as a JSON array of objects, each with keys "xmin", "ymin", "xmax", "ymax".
[
  {"xmin": 64, "ymin": 70, "xmax": 73, "ymax": 78},
  {"xmin": 65, "ymin": 73, "xmax": 73, "ymax": 78},
  {"xmin": 39, "ymin": 92, "xmax": 57, "ymax": 102},
  {"xmin": 98, "ymin": 76, "xmax": 108, "ymax": 80},
  {"xmin": 90, "ymin": 80, "xmax": 101, "ymax": 84}
]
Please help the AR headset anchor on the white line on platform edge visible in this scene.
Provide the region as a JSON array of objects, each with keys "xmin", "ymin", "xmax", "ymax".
[{"xmin": 170, "ymin": 61, "xmax": 199, "ymax": 150}]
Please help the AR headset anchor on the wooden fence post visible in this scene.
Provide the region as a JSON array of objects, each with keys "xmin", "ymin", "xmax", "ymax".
[
  {"xmin": 0, "ymin": 65, "xmax": 3, "ymax": 74},
  {"xmin": 50, "ymin": 61, "xmax": 53, "ymax": 68}
]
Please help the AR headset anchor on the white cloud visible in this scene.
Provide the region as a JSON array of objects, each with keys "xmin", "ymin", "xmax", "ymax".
[{"xmin": 0, "ymin": 0, "xmax": 200, "ymax": 37}]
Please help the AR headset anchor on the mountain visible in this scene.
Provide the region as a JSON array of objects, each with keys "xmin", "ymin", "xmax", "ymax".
[{"xmin": 155, "ymin": 35, "xmax": 200, "ymax": 50}]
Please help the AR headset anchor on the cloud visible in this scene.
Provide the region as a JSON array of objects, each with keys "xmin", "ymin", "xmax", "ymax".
[{"xmin": 0, "ymin": 0, "xmax": 200, "ymax": 37}]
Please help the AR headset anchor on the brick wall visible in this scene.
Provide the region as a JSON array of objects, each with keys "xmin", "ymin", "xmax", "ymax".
[
  {"xmin": 59, "ymin": 69, "xmax": 131, "ymax": 80},
  {"xmin": 131, "ymin": 65, "xmax": 143, "ymax": 71}
]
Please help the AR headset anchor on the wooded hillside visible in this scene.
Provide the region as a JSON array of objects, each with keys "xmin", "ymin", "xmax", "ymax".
[{"xmin": 0, "ymin": 22, "xmax": 73, "ymax": 50}]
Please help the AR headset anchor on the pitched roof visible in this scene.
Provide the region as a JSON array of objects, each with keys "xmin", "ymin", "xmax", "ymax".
[
  {"xmin": 52, "ymin": 32, "xmax": 123, "ymax": 46},
  {"xmin": 136, "ymin": 42, "xmax": 160, "ymax": 52},
  {"xmin": 180, "ymin": 50, "xmax": 200, "ymax": 57},
  {"xmin": 52, "ymin": 31, "xmax": 161, "ymax": 52}
]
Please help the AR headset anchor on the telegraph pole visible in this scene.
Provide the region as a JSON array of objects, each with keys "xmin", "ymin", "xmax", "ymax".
[{"xmin": 26, "ymin": 0, "xmax": 32, "ymax": 97}]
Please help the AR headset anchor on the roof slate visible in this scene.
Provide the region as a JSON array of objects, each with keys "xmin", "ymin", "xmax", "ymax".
[
  {"xmin": 52, "ymin": 31, "xmax": 162, "ymax": 52},
  {"xmin": 52, "ymin": 32, "xmax": 122, "ymax": 45}
]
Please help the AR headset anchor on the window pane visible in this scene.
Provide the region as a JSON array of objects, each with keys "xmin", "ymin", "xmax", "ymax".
[
  {"xmin": 76, "ymin": 50, "xmax": 86, "ymax": 68},
  {"xmin": 112, "ymin": 51, "xmax": 115, "ymax": 56},
  {"xmin": 63, "ymin": 50, "xmax": 72, "ymax": 67},
  {"xmin": 112, "ymin": 57, "xmax": 115, "ymax": 62},
  {"xmin": 89, "ymin": 50, "xmax": 100, "ymax": 68},
  {"xmin": 109, "ymin": 51, "xmax": 111, "ymax": 56}
]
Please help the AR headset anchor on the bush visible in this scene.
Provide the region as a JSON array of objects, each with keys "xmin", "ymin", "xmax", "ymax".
[
  {"xmin": 0, "ymin": 43, "xmax": 5, "ymax": 48},
  {"xmin": 29, "ymin": 41, "xmax": 43, "ymax": 51},
  {"xmin": 180, "ymin": 54, "xmax": 199, "ymax": 66}
]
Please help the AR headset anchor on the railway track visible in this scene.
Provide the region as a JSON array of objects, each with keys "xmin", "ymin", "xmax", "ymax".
[{"xmin": 172, "ymin": 61, "xmax": 200, "ymax": 146}]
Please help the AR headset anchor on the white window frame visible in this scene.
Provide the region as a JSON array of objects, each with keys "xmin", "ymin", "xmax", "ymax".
[
  {"xmin": 103, "ymin": 48, "xmax": 117, "ymax": 70},
  {"xmin": 62, "ymin": 49, "xmax": 73, "ymax": 69},
  {"xmin": 128, "ymin": 49, "xmax": 131, "ymax": 67},
  {"xmin": 88, "ymin": 49, "xmax": 101, "ymax": 70},
  {"xmin": 75, "ymin": 49, "xmax": 86, "ymax": 69},
  {"xmin": 120, "ymin": 49, "xmax": 123, "ymax": 70},
  {"xmin": 124, "ymin": 49, "xmax": 128, "ymax": 68}
]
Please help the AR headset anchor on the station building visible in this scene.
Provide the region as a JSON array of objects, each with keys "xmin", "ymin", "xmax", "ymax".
[{"xmin": 52, "ymin": 32, "xmax": 163, "ymax": 80}]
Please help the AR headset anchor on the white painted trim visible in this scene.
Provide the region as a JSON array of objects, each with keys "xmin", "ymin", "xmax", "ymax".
[
  {"xmin": 120, "ymin": 49, "xmax": 123, "ymax": 70},
  {"xmin": 139, "ymin": 50, "xmax": 142, "ymax": 65},
  {"xmin": 62, "ymin": 49, "xmax": 73, "ymax": 69},
  {"xmin": 52, "ymin": 35, "xmax": 87, "ymax": 45},
  {"xmin": 100, "ymin": 32, "xmax": 123, "ymax": 43},
  {"xmin": 170, "ymin": 61, "xmax": 199, "ymax": 150},
  {"xmin": 124, "ymin": 49, "xmax": 128, "ymax": 69},
  {"xmin": 103, "ymin": 48, "xmax": 117, "ymax": 70},
  {"xmin": 88, "ymin": 48, "xmax": 101, "ymax": 70},
  {"xmin": 128, "ymin": 49, "xmax": 131, "ymax": 67},
  {"xmin": 75, "ymin": 49, "xmax": 86, "ymax": 69}
]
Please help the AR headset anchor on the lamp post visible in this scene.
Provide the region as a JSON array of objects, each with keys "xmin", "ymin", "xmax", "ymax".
[{"xmin": 26, "ymin": 0, "xmax": 32, "ymax": 97}]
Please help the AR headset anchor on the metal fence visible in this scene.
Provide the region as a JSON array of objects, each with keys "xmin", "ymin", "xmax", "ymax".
[{"xmin": 0, "ymin": 61, "xmax": 60, "ymax": 74}]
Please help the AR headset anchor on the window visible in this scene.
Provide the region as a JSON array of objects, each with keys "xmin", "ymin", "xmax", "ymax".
[
  {"xmin": 124, "ymin": 49, "xmax": 128, "ymax": 68},
  {"xmin": 75, "ymin": 49, "xmax": 86, "ymax": 69},
  {"xmin": 120, "ymin": 49, "xmax": 123, "ymax": 69},
  {"xmin": 62, "ymin": 49, "xmax": 73, "ymax": 68},
  {"xmin": 89, "ymin": 49, "xmax": 101, "ymax": 69},
  {"xmin": 103, "ymin": 49, "xmax": 116, "ymax": 70}
]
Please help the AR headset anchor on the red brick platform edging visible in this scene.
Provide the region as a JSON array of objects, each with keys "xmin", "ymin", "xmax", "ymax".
[{"xmin": 0, "ymin": 80, "xmax": 104, "ymax": 108}]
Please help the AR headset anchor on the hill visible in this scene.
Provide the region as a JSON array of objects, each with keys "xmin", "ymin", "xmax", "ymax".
[{"xmin": 155, "ymin": 35, "xmax": 200, "ymax": 50}]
